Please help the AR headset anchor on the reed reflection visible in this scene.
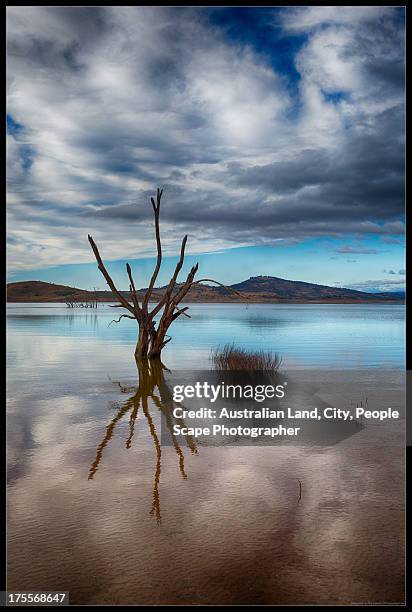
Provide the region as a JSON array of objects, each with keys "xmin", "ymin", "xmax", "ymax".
[{"xmin": 88, "ymin": 358, "xmax": 198, "ymax": 523}]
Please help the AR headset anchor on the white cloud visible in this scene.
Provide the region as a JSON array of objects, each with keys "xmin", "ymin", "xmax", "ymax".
[
  {"xmin": 280, "ymin": 6, "xmax": 394, "ymax": 31},
  {"xmin": 6, "ymin": 7, "xmax": 405, "ymax": 272}
]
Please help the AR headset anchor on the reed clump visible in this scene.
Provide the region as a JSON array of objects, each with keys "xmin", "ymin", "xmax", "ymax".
[{"xmin": 211, "ymin": 343, "xmax": 281, "ymax": 371}]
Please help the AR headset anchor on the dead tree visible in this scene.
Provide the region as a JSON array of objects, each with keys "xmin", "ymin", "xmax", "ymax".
[{"xmin": 88, "ymin": 188, "xmax": 241, "ymax": 360}]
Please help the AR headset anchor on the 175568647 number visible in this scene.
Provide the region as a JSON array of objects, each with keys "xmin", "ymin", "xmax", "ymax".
[{"xmin": 5, "ymin": 592, "xmax": 69, "ymax": 606}]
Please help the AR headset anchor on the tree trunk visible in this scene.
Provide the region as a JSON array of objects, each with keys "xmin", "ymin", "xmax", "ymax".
[
  {"xmin": 148, "ymin": 326, "xmax": 168, "ymax": 359},
  {"xmin": 148, "ymin": 334, "xmax": 165, "ymax": 359},
  {"xmin": 135, "ymin": 325, "xmax": 150, "ymax": 360}
]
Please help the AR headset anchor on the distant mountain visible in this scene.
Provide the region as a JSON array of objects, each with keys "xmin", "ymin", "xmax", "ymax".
[
  {"xmin": 228, "ymin": 276, "xmax": 404, "ymax": 302},
  {"xmin": 372, "ymin": 291, "xmax": 405, "ymax": 300},
  {"xmin": 6, "ymin": 281, "xmax": 93, "ymax": 302},
  {"xmin": 6, "ymin": 280, "xmax": 225, "ymax": 303},
  {"xmin": 7, "ymin": 277, "xmax": 404, "ymax": 303}
]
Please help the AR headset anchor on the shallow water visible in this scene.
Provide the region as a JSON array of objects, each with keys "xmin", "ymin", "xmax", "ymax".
[
  {"xmin": 7, "ymin": 303, "xmax": 405, "ymax": 604},
  {"xmin": 7, "ymin": 302, "xmax": 405, "ymax": 372}
]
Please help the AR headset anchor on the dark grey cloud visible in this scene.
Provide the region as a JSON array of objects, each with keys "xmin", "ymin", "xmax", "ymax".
[
  {"xmin": 6, "ymin": 6, "xmax": 405, "ymax": 270},
  {"xmin": 385, "ymin": 268, "xmax": 406, "ymax": 276}
]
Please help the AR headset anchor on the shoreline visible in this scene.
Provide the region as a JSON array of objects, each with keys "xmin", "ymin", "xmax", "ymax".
[{"xmin": 6, "ymin": 299, "xmax": 405, "ymax": 305}]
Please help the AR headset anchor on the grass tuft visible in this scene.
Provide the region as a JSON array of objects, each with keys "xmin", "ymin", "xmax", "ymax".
[{"xmin": 211, "ymin": 343, "xmax": 281, "ymax": 371}]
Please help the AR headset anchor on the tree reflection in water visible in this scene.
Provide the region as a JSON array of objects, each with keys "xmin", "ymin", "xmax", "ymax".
[{"xmin": 88, "ymin": 358, "xmax": 198, "ymax": 523}]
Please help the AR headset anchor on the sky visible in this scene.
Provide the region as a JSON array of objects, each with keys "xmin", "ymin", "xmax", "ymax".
[{"xmin": 7, "ymin": 6, "xmax": 405, "ymax": 292}]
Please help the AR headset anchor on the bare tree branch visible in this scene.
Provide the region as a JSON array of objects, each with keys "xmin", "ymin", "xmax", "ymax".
[
  {"xmin": 150, "ymin": 234, "xmax": 188, "ymax": 317},
  {"xmin": 108, "ymin": 314, "xmax": 136, "ymax": 327},
  {"xmin": 169, "ymin": 263, "xmax": 199, "ymax": 310},
  {"xmin": 172, "ymin": 306, "xmax": 190, "ymax": 321},
  {"xmin": 193, "ymin": 278, "xmax": 245, "ymax": 298},
  {"xmin": 88, "ymin": 235, "xmax": 136, "ymax": 315},
  {"xmin": 126, "ymin": 262, "xmax": 141, "ymax": 313},
  {"xmin": 143, "ymin": 188, "xmax": 163, "ymax": 310},
  {"xmin": 174, "ymin": 306, "xmax": 191, "ymax": 318}
]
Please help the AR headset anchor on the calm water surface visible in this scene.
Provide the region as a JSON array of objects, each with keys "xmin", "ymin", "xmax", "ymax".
[{"xmin": 7, "ymin": 304, "xmax": 405, "ymax": 604}]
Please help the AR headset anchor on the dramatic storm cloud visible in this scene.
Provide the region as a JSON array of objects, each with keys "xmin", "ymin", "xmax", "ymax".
[{"xmin": 7, "ymin": 6, "xmax": 405, "ymax": 281}]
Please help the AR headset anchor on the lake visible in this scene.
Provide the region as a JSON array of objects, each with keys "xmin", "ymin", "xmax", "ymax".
[{"xmin": 7, "ymin": 303, "xmax": 405, "ymax": 604}]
